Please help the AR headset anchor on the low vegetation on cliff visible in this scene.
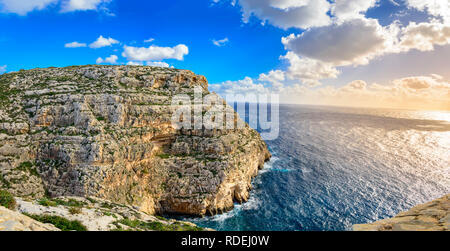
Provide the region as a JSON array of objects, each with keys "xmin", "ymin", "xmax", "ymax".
[{"xmin": 1, "ymin": 196, "xmax": 206, "ymax": 231}]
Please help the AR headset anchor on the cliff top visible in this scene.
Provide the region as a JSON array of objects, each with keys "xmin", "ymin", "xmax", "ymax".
[
  {"xmin": 0, "ymin": 65, "xmax": 209, "ymax": 106},
  {"xmin": 353, "ymin": 194, "xmax": 449, "ymax": 231}
]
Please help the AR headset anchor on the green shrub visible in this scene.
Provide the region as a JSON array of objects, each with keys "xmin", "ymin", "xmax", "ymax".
[
  {"xmin": 157, "ymin": 153, "xmax": 171, "ymax": 159},
  {"xmin": 38, "ymin": 198, "xmax": 86, "ymax": 208},
  {"xmin": 25, "ymin": 214, "xmax": 87, "ymax": 231},
  {"xmin": 114, "ymin": 218, "xmax": 204, "ymax": 231},
  {"xmin": 38, "ymin": 198, "xmax": 57, "ymax": 207},
  {"xmin": 17, "ymin": 161, "xmax": 40, "ymax": 177},
  {"xmin": 68, "ymin": 207, "xmax": 82, "ymax": 215},
  {"xmin": 0, "ymin": 190, "xmax": 16, "ymax": 210},
  {"xmin": 52, "ymin": 198, "xmax": 86, "ymax": 208}
]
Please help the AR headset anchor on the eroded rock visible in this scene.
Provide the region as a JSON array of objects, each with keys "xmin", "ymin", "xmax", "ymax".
[{"xmin": 0, "ymin": 65, "xmax": 271, "ymax": 216}]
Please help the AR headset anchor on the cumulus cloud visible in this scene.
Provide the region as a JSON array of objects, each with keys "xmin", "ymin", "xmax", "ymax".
[
  {"xmin": 122, "ymin": 44, "xmax": 188, "ymax": 61},
  {"xmin": 60, "ymin": 0, "xmax": 111, "ymax": 12},
  {"xmin": 0, "ymin": 0, "xmax": 112, "ymax": 15},
  {"xmin": 236, "ymin": 0, "xmax": 332, "ymax": 29},
  {"xmin": 279, "ymin": 18, "xmax": 450, "ymax": 86},
  {"xmin": 393, "ymin": 75, "xmax": 450, "ymax": 90},
  {"xmin": 96, "ymin": 54, "xmax": 118, "ymax": 64},
  {"xmin": 216, "ymin": 0, "xmax": 382, "ymax": 29},
  {"xmin": 282, "ymin": 18, "xmax": 389, "ymax": 66},
  {"xmin": 281, "ymin": 52, "xmax": 340, "ymax": 86},
  {"xmin": 341, "ymin": 80, "xmax": 368, "ymax": 91},
  {"xmin": 288, "ymin": 75, "xmax": 450, "ymax": 110},
  {"xmin": 209, "ymin": 0, "xmax": 450, "ymax": 110},
  {"xmin": 146, "ymin": 61, "xmax": 171, "ymax": 68},
  {"xmin": 0, "ymin": 65, "xmax": 6, "ymax": 74},
  {"xmin": 332, "ymin": 0, "xmax": 379, "ymax": 21},
  {"xmin": 398, "ymin": 21, "xmax": 450, "ymax": 52},
  {"xmin": 212, "ymin": 38, "xmax": 229, "ymax": 47},
  {"xmin": 0, "ymin": 0, "xmax": 57, "ymax": 15},
  {"xmin": 405, "ymin": 0, "xmax": 450, "ymax": 23},
  {"xmin": 126, "ymin": 61, "xmax": 171, "ymax": 68},
  {"xmin": 210, "ymin": 77, "xmax": 270, "ymax": 95},
  {"xmin": 64, "ymin": 41, "xmax": 87, "ymax": 48},
  {"xmin": 126, "ymin": 61, "xmax": 143, "ymax": 66},
  {"xmin": 212, "ymin": 73, "xmax": 450, "ymax": 110},
  {"xmin": 258, "ymin": 70, "xmax": 285, "ymax": 84},
  {"xmin": 89, "ymin": 35, "xmax": 119, "ymax": 49}
]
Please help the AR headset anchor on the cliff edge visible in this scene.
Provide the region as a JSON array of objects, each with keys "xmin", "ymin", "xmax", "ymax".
[
  {"xmin": 0, "ymin": 65, "xmax": 271, "ymax": 216},
  {"xmin": 353, "ymin": 194, "xmax": 449, "ymax": 231}
]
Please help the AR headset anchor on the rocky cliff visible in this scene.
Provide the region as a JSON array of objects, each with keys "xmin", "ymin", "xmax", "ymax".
[
  {"xmin": 0, "ymin": 65, "xmax": 271, "ymax": 216},
  {"xmin": 353, "ymin": 194, "xmax": 449, "ymax": 231}
]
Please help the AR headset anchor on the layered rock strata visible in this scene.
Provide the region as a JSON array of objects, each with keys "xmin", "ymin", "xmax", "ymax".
[{"xmin": 0, "ymin": 65, "xmax": 271, "ymax": 216}]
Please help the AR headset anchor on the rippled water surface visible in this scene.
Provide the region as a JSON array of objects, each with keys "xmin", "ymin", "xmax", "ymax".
[{"xmin": 185, "ymin": 105, "xmax": 450, "ymax": 231}]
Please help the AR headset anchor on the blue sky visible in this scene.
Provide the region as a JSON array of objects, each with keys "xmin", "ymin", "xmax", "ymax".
[
  {"xmin": 0, "ymin": 0, "xmax": 449, "ymax": 110},
  {"xmin": 0, "ymin": 0, "xmax": 289, "ymax": 83}
]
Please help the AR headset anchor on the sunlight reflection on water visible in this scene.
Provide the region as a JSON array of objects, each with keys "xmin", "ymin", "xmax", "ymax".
[{"xmin": 183, "ymin": 105, "xmax": 450, "ymax": 231}]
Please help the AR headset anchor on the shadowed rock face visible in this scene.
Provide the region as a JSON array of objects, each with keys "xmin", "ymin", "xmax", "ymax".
[
  {"xmin": 353, "ymin": 194, "xmax": 449, "ymax": 231},
  {"xmin": 0, "ymin": 65, "xmax": 271, "ymax": 216}
]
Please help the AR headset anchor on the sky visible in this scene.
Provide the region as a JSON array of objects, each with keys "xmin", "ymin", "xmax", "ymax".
[{"xmin": 0, "ymin": 0, "xmax": 449, "ymax": 111}]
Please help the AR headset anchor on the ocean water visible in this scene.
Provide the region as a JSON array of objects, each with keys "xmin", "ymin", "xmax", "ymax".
[{"xmin": 185, "ymin": 105, "xmax": 450, "ymax": 231}]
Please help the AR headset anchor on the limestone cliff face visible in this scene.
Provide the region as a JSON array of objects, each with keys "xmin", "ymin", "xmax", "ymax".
[
  {"xmin": 353, "ymin": 194, "xmax": 449, "ymax": 231},
  {"xmin": 0, "ymin": 65, "xmax": 271, "ymax": 216}
]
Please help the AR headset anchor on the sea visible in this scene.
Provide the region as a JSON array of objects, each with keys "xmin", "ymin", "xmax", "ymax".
[{"xmin": 183, "ymin": 104, "xmax": 450, "ymax": 231}]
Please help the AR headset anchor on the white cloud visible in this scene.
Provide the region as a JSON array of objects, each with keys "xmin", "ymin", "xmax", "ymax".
[
  {"xmin": 64, "ymin": 41, "xmax": 87, "ymax": 48},
  {"xmin": 210, "ymin": 77, "xmax": 270, "ymax": 95},
  {"xmin": 122, "ymin": 44, "xmax": 189, "ymax": 61},
  {"xmin": 89, "ymin": 35, "xmax": 119, "ymax": 49},
  {"xmin": 216, "ymin": 0, "xmax": 383, "ymax": 29},
  {"xmin": 298, "ymin": 74, "xmax": 450, "ymax": 110},
  {"xmin": 126, "ymin": 61, "xmax": 143, "ymax": 66},
  {"xmin": 0, "ymin": 0, "xmax": 112, "ymax": 15},
  {"xmin": 236, "ymin": 0, "xmax": 332, "ymax": 29},
  {"xmin": 398, "ymin": 21, "xmax": 450, "ymax": 52},
  {"xmin": 0, "ymin": 65, "xmax": 6, "ymax": 74},
  {"xmin": 0, "ymin": 0, "xmax": 57, "ymax": 15},
  {"xmin": 405, "ymin": 0, "xmax": 450, "ymax": 23},
  {"xmin": 212, "ymin": 73, "xmax": 450, "ymax": 110},
  {"xmin": 144, "ymin": 38, "xmax": 155, "ymax": 43},
  {"xmin": 278, "ymin": 18, "xmax": 450, "ymax": 85},
  {"xmin": 282, "ymin": 18, "xmax": 389, "ymax": 66},
  {"xmin": 393, "ymin": 75, "xmax": 449, "ymax": 90},
  {"xmin": 60, "ymin": 0, "xmax": 110, "ymax": 12},
  {"xmin": 96, "ymin": 54, "xmax": 118, "ymax": 64},
  {"xmin": 212, "ymin": 37, "xmax": 229, "ymax": 47},
  {"xmin": 146, "ymin": 61, "xmax": 171, "ymax": 68},
  {"xmin": 281, "ymin": 52, "xmax": 340, "ymax": 86},
  {"xmin": 332, "ymin": 0, "xmax": 379, "ymax": 21},
  {"xmin": 258, "ymin": 70, "xmax": 285, "ymax": 83}
]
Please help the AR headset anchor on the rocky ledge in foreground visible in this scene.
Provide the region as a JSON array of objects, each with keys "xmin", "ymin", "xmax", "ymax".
[
  {"xmin": 0, "ymin": 65, "xmax": 271, "ymax": 217},
  {"xmin": 1, "ymin": 195, "xmax": 206, "ymax": 231},
  {"xmin": 353, "ymin": 194, "xmax": 449, "ymax": 231}
]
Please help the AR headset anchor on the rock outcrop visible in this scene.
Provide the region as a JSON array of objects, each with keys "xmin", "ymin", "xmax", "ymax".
[
  {"xmin": 0, "ymin": 65, "xmax": 271, "ymax": 217},
  {"xmin": 0, "ymin": 206, "xmax": 60, "ymax": 231},
  {"xmin": 353, "ymin": 194, "xmax": 449, "ymax": 231},
  {"xmin": 14, "ymin": 196, "xmax": 207, "ymax": 231}
]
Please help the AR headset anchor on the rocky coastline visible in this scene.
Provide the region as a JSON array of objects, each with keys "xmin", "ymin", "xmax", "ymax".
[{"xmin": 0, "ymin": 65, "xmax": 271, "ymax": 221}]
